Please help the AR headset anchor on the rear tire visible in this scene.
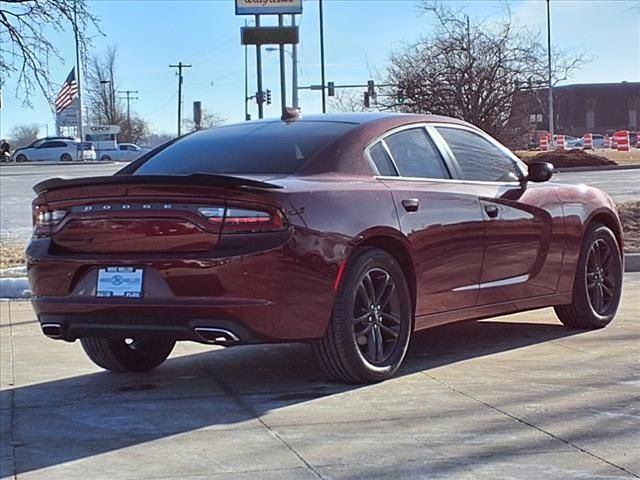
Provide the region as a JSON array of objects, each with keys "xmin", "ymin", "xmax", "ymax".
[
  {"xmin": 101, "ymin": 155, "xmax": 112, "ymax": 161},
  {"xmin": 16, "ymin": 154, "xmax": 27, "ymax": 162},
  {"xmin": 60, "ymin": 153, "xmax": 72, "ymax": 162},
  {"xmin": 312, "ymin": 248, "xmax": 412, "ymax": 384},
  {"xmin": 80, "ymin": 337, "xmax": 176, "ymax": 372},
  {"xmin": 554, "ymin": 223, "xmax": 623, "ymax": 329}
]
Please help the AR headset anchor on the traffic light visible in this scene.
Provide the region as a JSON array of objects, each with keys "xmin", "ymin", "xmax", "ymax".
[
  {"xmin": 327, "ymin": 81, "xmax": 335, "ymax": 97},
  {"xmin": 266, "ymin": 89, "xmax": 272, "ymax": 105},
  {"xmin": 364, "ymin": 92, "xmax": 370, "ymax": 108},
  {"xmin": 256, "ymin": 90, "xmax": 264, "ymax": 104},
  {"xmin": 367, "ymin": 80, "xmax": 375, "ymax": 98}
]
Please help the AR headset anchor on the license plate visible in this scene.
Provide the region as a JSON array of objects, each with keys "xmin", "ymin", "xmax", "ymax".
[{"xmin": 96, "ymin": 267, "xmax": 144, "ymax": 298}]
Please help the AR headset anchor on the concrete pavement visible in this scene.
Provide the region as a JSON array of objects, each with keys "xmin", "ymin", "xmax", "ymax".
[{"xmin": 1, "ymin": 274, "xmax": 639, "ymax": 479}]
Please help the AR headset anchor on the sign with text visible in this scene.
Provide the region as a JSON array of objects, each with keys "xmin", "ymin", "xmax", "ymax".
[
  {"xmin": 241, "ymin": 26, "xmax": 299, "ymax": 45},
  {"xmin": 236, "ymin": 0, "xmax": 302, "ymax": 15}
]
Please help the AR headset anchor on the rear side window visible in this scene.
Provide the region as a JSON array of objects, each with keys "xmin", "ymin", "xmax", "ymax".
[
  {"xmin": 436, "ymin": 127, "xmax": 520, "ymax": 182},
  {"xmin": 368, "ymin": 142, "xmax": 397, "ymax": 176},
  {"xmin": 384, "ymin": 128, "xmax": 450, "ymax": 179},
  {"xmin": 39, "ymin": 141, "xmax": 67, "ymax": 148},
  {"xmin": 133, "ymin": 121, "xmax": 356, "ymax": 175}
]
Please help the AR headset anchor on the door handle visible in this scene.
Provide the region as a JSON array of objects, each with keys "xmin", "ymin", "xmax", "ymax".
[
  {"xmin": 402, "ymin": 198, "xmax": 419, "ymax": 212},
  {"xmin": 484, "ymin": 204, "xmax": 499, "ymax": 218}
]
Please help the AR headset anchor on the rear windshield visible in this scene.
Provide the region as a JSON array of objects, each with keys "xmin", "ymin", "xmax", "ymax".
[{"xmin": 132, "ymin": 121, "xmax": 356, "ymax": 175}]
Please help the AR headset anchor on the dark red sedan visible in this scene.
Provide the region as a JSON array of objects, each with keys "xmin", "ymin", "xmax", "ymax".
[{"xmin": 27, "ymin": 113, "xmax": 624, "ymax": 383}]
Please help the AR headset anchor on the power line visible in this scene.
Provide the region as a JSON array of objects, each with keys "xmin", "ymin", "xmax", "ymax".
[{"xmin": 169, "ymin": 62, "xmax": 192, "ymax": 136}]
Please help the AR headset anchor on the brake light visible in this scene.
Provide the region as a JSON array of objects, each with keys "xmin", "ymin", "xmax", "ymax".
[
  {"xmin": 35, "ymin": 209, "xmax": 67, "ymax": 226},
  {"xmin": 197, "ymin": 205, "xmax": 285, "ymax": 233}
]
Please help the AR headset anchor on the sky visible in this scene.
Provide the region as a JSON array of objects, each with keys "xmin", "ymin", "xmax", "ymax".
[{"xmin": 1, "ymin": 0, "xmax": 639, "ymax": 140}]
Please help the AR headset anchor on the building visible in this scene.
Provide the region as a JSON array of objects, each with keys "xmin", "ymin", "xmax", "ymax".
[{"xmin": 519, "ymin": 82, "xmax": 640, "ymax": 137}]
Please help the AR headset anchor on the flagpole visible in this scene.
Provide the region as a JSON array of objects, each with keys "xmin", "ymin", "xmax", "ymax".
[{"xmin": 74, "ymin": 0, "xmax": 84, "ymax": 142}]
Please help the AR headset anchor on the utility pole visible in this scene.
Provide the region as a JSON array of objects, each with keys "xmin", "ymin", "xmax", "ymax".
[
  {"xmin": 169, "ymin": 62, "xmax": 192, "ymax": 136},
  {"xmin": 546, "ymin": 0, "xmax": 555, "ymax": 146},
  {"xmin": 118, "ymin": 90, "xmax": 139, "ymax": 134},
  {"xmin": 244, "ymin": 19, "xmax": 250, "ymax": 121},
  {"xmin": 319, "ymin": 0, "xmax": 327, "ymax": 113}
]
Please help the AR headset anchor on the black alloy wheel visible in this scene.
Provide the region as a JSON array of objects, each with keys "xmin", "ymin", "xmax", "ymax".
[
  {"xmin": 352, "ymin": 268, "xmax": 402, "ymax": 365},
  {"xmin": 555, "ymin": 223, "xmax": 623, "ymax": 329}
]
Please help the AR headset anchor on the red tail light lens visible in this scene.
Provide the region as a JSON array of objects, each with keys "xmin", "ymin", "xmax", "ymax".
[{"xmin": 197, "ymin": 205, "xmax": 285, "ymax": 233}]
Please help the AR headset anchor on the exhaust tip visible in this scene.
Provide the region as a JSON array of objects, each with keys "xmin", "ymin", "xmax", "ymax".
[
  {"xmin": 194, "ymin": 327, "xmax": 240, "ymax": 345},
  {"xmin": 41, "ymin": 323, "xmax": 63, "ymax": 339}
]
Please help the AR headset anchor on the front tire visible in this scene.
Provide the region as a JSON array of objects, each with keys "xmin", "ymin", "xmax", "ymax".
[
  {"xmin": 554, "ymin": 223, "xmax": 623, "ymax": 329},
  {"xmin": 80, "ymin": 337, "xmax": 176, "ymax": 372},
  {"xmin": 312, "ymin": 248, "xmax": 412, "ymax": 384}
]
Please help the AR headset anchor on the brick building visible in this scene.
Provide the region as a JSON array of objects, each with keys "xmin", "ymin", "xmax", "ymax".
[{"xmin": 518, "ymin": 81, "xmax": 640, "ymax": 137}]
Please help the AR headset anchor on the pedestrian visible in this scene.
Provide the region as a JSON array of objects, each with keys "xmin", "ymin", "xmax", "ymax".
[{"xmin": 0, "ymin": 139, "xmax": 10, "ymax": 162}]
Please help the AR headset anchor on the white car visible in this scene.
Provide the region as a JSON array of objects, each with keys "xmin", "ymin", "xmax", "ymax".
[
  {"xmin": 98, "ymin": 143, "xmax": 149, "ymax": 162},
  {"xmin": 12, "ymin": 138, "xmax": 96, "ymax": 162}
]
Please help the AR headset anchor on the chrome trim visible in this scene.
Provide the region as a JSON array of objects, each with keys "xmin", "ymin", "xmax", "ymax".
[
  {"xmin": 41, "ymin": 323, "xmax": 63, "ymax": 338},
  {"xmin": 193, "ymin": 327, "xmax": 240, "ymax": 344},
  {"xmin": 375, "ymin": 175, "xmax": 523, "ymax": 187},
  {"xmin": 453, "ymin": 274, "xmax": 530, "ymax": 292}
]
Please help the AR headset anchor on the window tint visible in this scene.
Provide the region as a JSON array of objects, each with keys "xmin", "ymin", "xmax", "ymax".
[
  {"xmin": 384, "ymin": 128, "xmax": 449, "ymax": 178},
  {"xmin": 436, "ymin": 127, "xmax": 520, "ymax": 182},
  {"xmin": 368, "ymin": 142, "xmax": 397, "ymax": 176},
  {"xmin": 133, "ymin": 121, "xmax": 356, "ymax": 175},
  {"xmin": 39, "ymin": 141, "xmax": 66, "ymax": 148}
]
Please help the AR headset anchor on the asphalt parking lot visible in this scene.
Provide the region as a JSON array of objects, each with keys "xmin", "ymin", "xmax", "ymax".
[{"xmin": 1, "ymin": 274, "xmax": 638, "ymax": 480}]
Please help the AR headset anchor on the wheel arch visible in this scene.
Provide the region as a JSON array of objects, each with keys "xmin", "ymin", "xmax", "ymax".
[
  {"xmin": 586, "ymin": 208, "xmax": 624, "ymax": 253},
  {"xmin": 355, "ymin": 233, "xmax": 417, "ymax": 319}
]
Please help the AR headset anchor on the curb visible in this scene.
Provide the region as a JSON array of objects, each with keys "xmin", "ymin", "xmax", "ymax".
[
  {"xmin": 0, "ymin": 161, "xmax": 118, "ymax": 167},
  {"xmin": 625, "ymin": 253, "xmax": 640, "ymax": 273},
  {"xmin": 555, "ymin": 164, "xmax": 640, "ymax": 173}
]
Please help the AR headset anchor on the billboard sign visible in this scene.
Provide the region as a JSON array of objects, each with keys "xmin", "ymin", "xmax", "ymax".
[
  {"xmin": 55, "ymin": 97, "xmax": 80, "ymax": 127},
  {"xmin": 235, "ymin": 0, "xmax": 302, "ymax": 15}
]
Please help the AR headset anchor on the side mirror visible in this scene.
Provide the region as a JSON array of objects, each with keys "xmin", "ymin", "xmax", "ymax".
[{"xmin": 527, "ymin": 161, "xmax": 554, "ymax": 183}]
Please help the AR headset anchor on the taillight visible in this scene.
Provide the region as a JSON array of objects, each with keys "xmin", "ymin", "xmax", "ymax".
[
  {"xmin": 35, "ymin": 208, "xmax": 67, "ymax": 226},
  {"xmin": 197, "ymin": 205, "xmax": 285, "ymax": 233}
]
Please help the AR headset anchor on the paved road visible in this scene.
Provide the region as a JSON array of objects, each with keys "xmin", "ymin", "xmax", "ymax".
[
  {"xmin": 1, "ymin": 163, "xmax": 639, "ymax": 243},
  {"xmin": 1, "ymin": 274, "xmax": 638, "ymax": 479}
]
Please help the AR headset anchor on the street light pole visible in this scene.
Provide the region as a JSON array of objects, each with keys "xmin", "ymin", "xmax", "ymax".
[
  {"xmin": 278, "ymin": 14, "xmax": 287, "ymax": 115},
  {"xmin": 546, "ymin": 0, "xmax": 555, "ymax": 145},
  {"xmin": 319, "ymin": 0, "xmax": 327, "ymax": 113},
  {"xmin": 291, "ymin": 14, "xmax": 299, "ymax": 109}
]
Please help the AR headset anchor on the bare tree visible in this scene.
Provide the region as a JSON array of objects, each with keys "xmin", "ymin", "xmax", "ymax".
[
  {"xmin": 85, "ymin": 47, "xmax": 149, "ymax": 144},
  {"xmin": 328, "ymin": 89, "xmax": 373, "ymax": 113},
  {"xmin": 182, "ymin": 110, "xmax": 226, "ymax": 132},
  {"xmin": 8, "ymin": 124, "xmax": 40, "ymax": 149},
  {"xmin": 0, "ymin": 1, "xmax": 99, "ymax": 105},
  {"xmin": 380, "ymin": 1, "xmax": 587, "ymax": 146}
]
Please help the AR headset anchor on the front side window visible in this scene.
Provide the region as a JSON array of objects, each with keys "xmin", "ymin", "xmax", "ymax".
[
  {"xmin": 384, "ymin": 128, "xmax": 449, "ymax": 179},
  {"xmin": 436, "ymin": 127, "xmax": 520, "ymax": 182}
]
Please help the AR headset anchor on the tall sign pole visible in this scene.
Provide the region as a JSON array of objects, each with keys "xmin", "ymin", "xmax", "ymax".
[
  {"xmin": 255, "ymin": 15, "xmax": 264, "ymax": 119},
  {"xmin": 547, "ymin": 0, "xmax": 554, "ymax": 146},
  {"xmin": 278, "ymin": 14, "xmax": 287, "ymax": 116},
  {"xmin": 73, "ymin": 0, "xmax": 84, "ymax": 140}
]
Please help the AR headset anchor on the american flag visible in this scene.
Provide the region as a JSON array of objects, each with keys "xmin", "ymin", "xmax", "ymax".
[{"xmin": 54, "ymin": 68, "xmax": 79, "ymax": 113}]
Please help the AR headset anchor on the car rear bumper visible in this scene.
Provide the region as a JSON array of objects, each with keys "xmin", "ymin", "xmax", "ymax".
[{"xmin": 27, "ymin": 236, "xmax": 341, "ymax": 344}]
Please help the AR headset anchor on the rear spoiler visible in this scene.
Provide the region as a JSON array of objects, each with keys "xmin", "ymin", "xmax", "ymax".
[{"xmin": 33, "ymin": 173, "xmax": 284, "ymax": 194}]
